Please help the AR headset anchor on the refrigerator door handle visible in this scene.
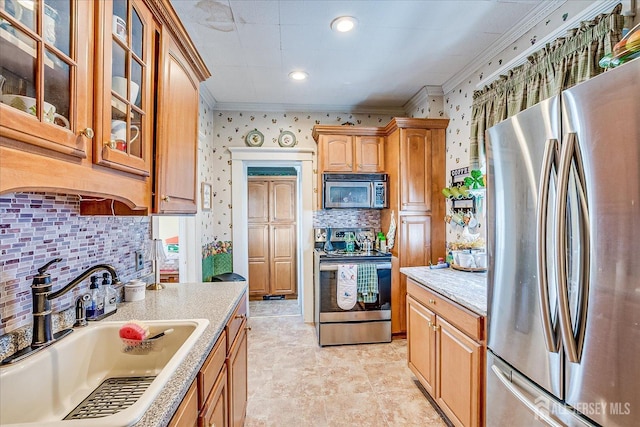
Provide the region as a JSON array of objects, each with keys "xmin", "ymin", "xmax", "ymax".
[
  {"xmin": 555, "ymin": 133, "xmax": 590, "ymax": 364},
  {"xmin": 491, "ymin": 364, "xmax": 564, "ymax": 427},
  {"xmin": 536, "ymin": 138, "xmax": 560, "ymax": 353}
]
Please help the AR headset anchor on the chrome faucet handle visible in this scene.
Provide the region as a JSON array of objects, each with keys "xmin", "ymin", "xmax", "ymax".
[{"xmin": 74, "ymin": 294, "xmax": 91, "ymax": 327}]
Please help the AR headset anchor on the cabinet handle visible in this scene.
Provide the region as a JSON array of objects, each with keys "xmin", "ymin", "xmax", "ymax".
[
  {"xmin": 161, "ymin": 195, "xmax": 171, "ymax": 202},
  {"xmin": 245, "ymin": 325, "xmax": 252, "ymax": 331},
  {"xmin": 81, "ymin": 128, "xmax": 94, "ymax": 139},
  {"xmin": 209, "ymin": 422, "xmax": 215, "ymax": 427},
  {"xmin": 427, "ymin": 320, "xmax": 432, "ymax": 327},
  {"xmin": 235, "ymin": 313, "xmax": 246, "ymax": 319},
  {"xmin": 429, "ymin": 299, "xmax": 436, "ymax": 304},
  {"xmin": 104, "ymin": 140, "xmax": 116, "ymax": 149},
  {"xmin": 432, "ymin": 324, "xmax": 440, "ymax": 332}
]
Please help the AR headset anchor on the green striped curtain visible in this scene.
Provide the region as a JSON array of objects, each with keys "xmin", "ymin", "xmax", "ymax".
[{"xmin": 469, "ymin": 4, "xmax": 625, "ymax": 170}]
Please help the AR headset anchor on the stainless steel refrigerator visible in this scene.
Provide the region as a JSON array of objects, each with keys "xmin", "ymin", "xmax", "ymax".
[{"xmin": 485, "ymin": 58, "xmax": 640, "ymax": 427}]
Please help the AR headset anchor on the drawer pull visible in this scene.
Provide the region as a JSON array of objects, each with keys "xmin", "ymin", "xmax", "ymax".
[
  {"xmin": 235, "ymin": 313, "xmax": 246, "ymax": 320},
  {"xmin": 245, "ymin": 325, "xmax": 252, "ymax": 331}
]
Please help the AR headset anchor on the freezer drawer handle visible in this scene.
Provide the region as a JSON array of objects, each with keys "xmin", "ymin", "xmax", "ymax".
[
  {"xmin": 319, "ymin": 263, "xmax": 391, "ymax": 271},
  {"xmin": 536, "ymin": 138, "xmax": 560, "ymax": 353},
  {"xmin": 491, "ymin": 364, "xmax": 563, "ymax": 427}
]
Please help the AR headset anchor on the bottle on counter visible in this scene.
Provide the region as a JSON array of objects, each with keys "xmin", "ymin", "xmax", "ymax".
[
  {"xmin": 102, "ymin": 272, "xmax": 118, "ymax": 315},
  {"xmin": 379, "ymin": 233, "xmax": 387, "ymax": 253},
  {"xmin": 86, "ymin": 275, "xmax": 104, "ymax": 319}
]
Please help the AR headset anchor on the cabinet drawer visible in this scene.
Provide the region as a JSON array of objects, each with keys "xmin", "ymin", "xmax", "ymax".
[
  {"xmin": 226, "ymin": 295, "xmax": 248, "ymax": 352},
  {"xmin": 198, "ymin": 332, "xmax": 227, "ymax": 409},
  {"xmin": 199, "ymin": 365, "xmax": 228, "ymax": 427},
  {"xmin": 407, "ymin": 278, "xmax": 484, "ymax": 341},
  {"xmin": 169, "ymin": 380, "xmax": 198, "ymax": 427}
]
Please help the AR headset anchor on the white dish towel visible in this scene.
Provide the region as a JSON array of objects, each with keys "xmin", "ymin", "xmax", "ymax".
[{"xmin": 337, "ymin": 264, "xmax": 357, "ymax": 310}]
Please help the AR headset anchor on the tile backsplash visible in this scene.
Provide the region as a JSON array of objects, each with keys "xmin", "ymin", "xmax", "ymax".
[
  {"xmin": 0, "ymin": 192, "xmax": 151, "ymax": 336},
  {"xmin": 313, "ymin": 209, "xmax": 381, "ymax": 230}
]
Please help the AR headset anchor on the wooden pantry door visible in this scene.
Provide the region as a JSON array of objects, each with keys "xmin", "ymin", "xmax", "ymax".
[{"xmin": 248, "ymin": 177, "xmax": 297, "ymax": 299}]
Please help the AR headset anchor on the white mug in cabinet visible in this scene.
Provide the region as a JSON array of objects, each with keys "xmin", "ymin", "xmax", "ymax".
[
  {"xmin": 1, "ymin": 94, "xmax": 69, "ymax": 128},
  {"xmin": 112, "ymin": 76, "xmax": 139, "ymax": 104},
  {"xmin": 111, "ymin": 120, "xmax": 139, "ymax": 151}
]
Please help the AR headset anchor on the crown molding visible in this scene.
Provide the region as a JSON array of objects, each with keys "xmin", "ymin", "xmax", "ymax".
[
  {"xmin": 442, "ymin": 0, "xmax": 566, "ymax": 94},
  {"xmin": 474, "ymin": 0, "xmax": 622, "ymax": 90},
  {"xmin": 199, "ymin": 84, "xmax": 216, "ymax": 109},
  {"xmin": 212, "ymin": 101, "xmax": 406, "ymax": 115},
  {"xmin": 403, "ymin": 85, "xmax": 445, "ymax": 116}
]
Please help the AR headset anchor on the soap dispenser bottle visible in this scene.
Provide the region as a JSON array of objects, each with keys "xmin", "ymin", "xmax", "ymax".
[
  {"xmin": 86, "ymin": 275, "xmax": 104, "ymax": 319},
  {"xmin": 102, "ymin": 272, "xmax": 117, "ymax": 315}
]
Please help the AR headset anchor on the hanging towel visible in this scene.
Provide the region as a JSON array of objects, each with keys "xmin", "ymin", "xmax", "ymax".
[
  {"xmin": 337, "ymin": 264, "xmax": 357, "ymax": 310},
  {"xmin": 357, "ymin": 264, "xmax": 379, "ymax": 303}
]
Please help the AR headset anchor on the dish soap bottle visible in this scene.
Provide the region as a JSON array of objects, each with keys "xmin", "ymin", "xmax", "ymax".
[
  {"xmin": 86, "ymin": 275, "xmax": 104, "ymax": 320},
  {"xmin": 379, "ymin": 233, "xmax": 387, "ymax": 253},
  {"xmin": 102, "ymin": 272, "xmax": 118, "ymax": 315}
]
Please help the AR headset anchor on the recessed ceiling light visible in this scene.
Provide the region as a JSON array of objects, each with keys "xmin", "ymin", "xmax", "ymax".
[
  {"xmin": 289, "ymin": 71, "xmax": 308, "ymax": 81},
  {"xmin": 330, "ymin": 16, "xmax": 357, "ymax": 33}
]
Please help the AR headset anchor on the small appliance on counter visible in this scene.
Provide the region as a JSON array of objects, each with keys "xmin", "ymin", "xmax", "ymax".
[{"xmin": 314, "ymin": 227, "xmax": 392, "ymax": 346}]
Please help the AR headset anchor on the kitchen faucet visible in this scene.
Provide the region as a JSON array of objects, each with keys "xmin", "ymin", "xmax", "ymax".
[{"xmin": 1, "ymin": 259, "xmax": 122, "ymax": 365}]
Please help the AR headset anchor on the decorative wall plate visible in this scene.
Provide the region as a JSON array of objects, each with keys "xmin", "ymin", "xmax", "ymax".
[
  {"xmin": 278, "ymin": 130, "xmax": 297, "ymax": 147},
  {"xmin": 245, "ymin": 129, "xmax": 264, "ymax": 147}
]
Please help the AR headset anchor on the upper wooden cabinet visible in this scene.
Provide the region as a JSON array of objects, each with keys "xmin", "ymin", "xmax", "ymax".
[
  {"xmin": 0, "ymin": 0, "xmax": 93, "ymax": 158},
  {"xmin": 0, "ymin": 0, "xmax": 209, "ymax": 214},
  {"xmin": 94, "ymin": 0, "xmax": 155, "ymax": 177},
  {"xmin": 355, "ymin": 135, "xmax": 384, "ymax": 172},
  {"xmin": 313, "ymin": 128, "xmax": 385, "ymax": 173},
  {"xmin": 154, "ymin": 32, "xmax": 200, "ymax": 214}
]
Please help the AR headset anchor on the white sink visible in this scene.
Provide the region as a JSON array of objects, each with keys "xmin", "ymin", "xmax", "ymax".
[{"xmin": 0, "ymin": 319, "xmax": 209, "ymax": 426}]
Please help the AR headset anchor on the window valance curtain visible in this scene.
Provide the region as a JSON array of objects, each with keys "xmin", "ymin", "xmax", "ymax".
[{"xmin": 469, "ymin": 3, "xmax": 625, "ymax": 169}]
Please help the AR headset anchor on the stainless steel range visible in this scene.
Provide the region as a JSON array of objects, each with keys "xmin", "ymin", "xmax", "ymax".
[{"xmin": 313, "ymin": 228, "xmax": 392, "ymax": 346}]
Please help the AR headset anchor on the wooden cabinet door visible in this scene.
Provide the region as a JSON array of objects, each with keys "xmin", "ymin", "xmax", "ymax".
[
  {"xmin": 248, "ymin": 180, "xmax": 269, "ymax": 222},
  {"xmin": 227, "ymin": 324, "xmax": 248, "ymax": 427},
  {"xmin": 437, "ymin": 317, "xmax": 482, "ymax": 427},
  {"xmin": 248, "ymin": 224, "xmax": 269, "ymax": 297},
  {"xmin": 321, "ymin": 135, "xmax": 353, "ymax": 171},
  {"xmin": 168, "ymin": 380, "xmax": 198, "ymax": 427},
  {"xmin": 270, "ymin": 224, "xmax": 296, "ymax": 295},
  {"xmin": 199, "ymin": 365, "xmax": 228, "ymax": 427},
  {"xmin": 400, "ymin": 215, "xmax": 431, "ymax": 267},
  {"xmin": 155, "ymin": 33, "xmax": 199, "ymax": 213},
  {"xmin": 400, "ymin": 128, "xmax": 432, "ymax": 212},
  {"xmin": 407, "ymin": 295, "xmax": 437, "ymax": 396},
  {"xmin": 0, "ymin": 0, "xmax": 92, "ymax": 158},
  {"xmin": 270, "ymin": 180, "xmax": 296, "ymax": 222},
  {"xmin": 94, "ymin": 0, "xmax": 155, "ymax": 177},
  {"xmin": 355, "ymin": 136, "xmax": 384, "ymax": 172}
]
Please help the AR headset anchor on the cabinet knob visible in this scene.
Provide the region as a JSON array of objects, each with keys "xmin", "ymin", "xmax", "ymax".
[
  {"xmin": 161, "ymin": 195, "xmax": 171, "ymax": 202},
  {"xmin": 432, "ymin": 324, "xmax": 441, "ymax": 332},
  {"xmin": 104, "ymin": 140, "xmax": 116, "ymax": 149},
  {"xmin": 81, "ymin": 128, "xmax": 94, "ymax": 139},
  {"xmin": 209, "ymin": 422, "xmax": 215, "ymax": 427},
  {"xmin": 245, "ymin": 325, "xmax": 252, "ymax": 331},
  {"xmin": 429, "ymin": 299, "xmax": 436, "ymax": 304},
  {"xmin": 347, "ymin": 164, "xmax": 352, "ymax": 168},
  {"xmin": 427, "ymin": 320, "xmax": 432, "ymax": 327},
  {"xmin": 235, "ymin": 313, "xmax": 246, "ymax": 320}
]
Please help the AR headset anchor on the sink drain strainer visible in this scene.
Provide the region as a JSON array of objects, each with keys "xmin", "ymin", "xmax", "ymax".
[{"xmin": 64, "ymin": 376, "xmax": 156, "ymax": 420}]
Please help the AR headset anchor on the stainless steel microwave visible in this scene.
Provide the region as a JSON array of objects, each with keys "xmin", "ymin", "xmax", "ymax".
[{"xmin": 322, "ymin": 173, "xmax": 388, "ymax": 209}]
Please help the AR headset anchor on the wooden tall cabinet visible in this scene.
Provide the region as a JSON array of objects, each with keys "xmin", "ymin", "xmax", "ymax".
[
  {"xmin": 248, "ymin": 177, "xmax": 297, "ymax": 299},
  {"xmin": 382, "ymin": 118, "xmax": 449, "ymax": 334}
]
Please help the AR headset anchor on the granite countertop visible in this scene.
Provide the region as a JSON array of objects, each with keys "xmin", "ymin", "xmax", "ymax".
[
  {"xmin": 400, "ymin": 267, "xmax": 487, "ymax": 316},
  {"xmin": 108, "ymin": 281, "xmax": 247, "ymax": 427}
]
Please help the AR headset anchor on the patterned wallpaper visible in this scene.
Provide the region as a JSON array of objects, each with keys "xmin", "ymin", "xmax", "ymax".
[
  {"xmin": 197, "ymin": 96, "xmax": 219, "ymax": 253},
  {"xmin": 442, "ymin": 0, "xmax": 603, "ymax": 244},
  {"xmin": 207, "ymin": 111, "xmax": 401, "ymax": 241},
  {"xmin": 0, "ymin": 193, "xmax": 151, "ymax": 335}
]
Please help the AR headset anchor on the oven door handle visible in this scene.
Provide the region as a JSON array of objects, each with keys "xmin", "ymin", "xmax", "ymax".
[{"xmin": 320, "ymin": 263, "xmax": 392, "ymax": 271}]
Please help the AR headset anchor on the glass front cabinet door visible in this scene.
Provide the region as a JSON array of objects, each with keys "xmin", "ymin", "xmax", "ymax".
[
  {"xmin": 95, "ymin": 0, "xmax": 154, "ymax": 176},
  {"xmin": 0, "ymin": 0, "xmax": 92, "ymax": 157}
]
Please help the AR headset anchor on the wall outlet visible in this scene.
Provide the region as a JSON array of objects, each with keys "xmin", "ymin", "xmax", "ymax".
[{"xmin": 135, "ymin": 251, "xmax": 144, "ymax": 271}]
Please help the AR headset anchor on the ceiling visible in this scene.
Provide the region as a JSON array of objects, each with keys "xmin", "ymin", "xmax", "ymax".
[{"xmin": 170, "ymin": 0, "xmax": 553, "ymax": 112}]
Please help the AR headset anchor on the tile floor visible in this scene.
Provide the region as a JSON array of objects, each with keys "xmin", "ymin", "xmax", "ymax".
[{"xmin": 245, "ymin": 300, "xmax": 448, "ymax": 427}]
